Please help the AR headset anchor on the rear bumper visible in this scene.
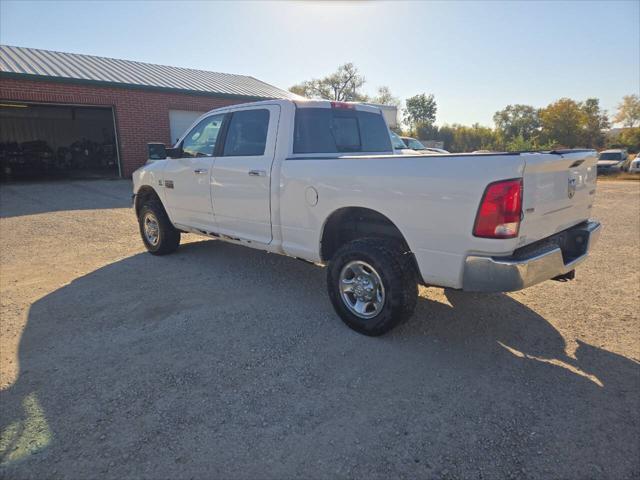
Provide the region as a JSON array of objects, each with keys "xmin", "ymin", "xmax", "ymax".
[{"xmin": 462, "ymin": 220, "xmax": 601, "ymax": 292}]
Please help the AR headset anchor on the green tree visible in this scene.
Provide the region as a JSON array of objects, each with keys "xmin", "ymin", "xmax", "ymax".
[
  {"xmin": 609, "ymin": 127, "xmax": 640, "ymax": 153},
  {"xmin": 415, "ymin": 123, "xmax": 438, "ymax": 141},
  {"xmin": 493, "ymin": 104, "xmax": 540, "ymax": 142},
  {"xmin": 432, "ymin": 125, "xmax": 455, "ymax": 150},
  {"xmin": 453, "ymin": 124, "xmax": 497, "ymax": 152},
  {"xmin": 404, "ymin": 93, "xmax": 437, "ymax": 133},
  {"xmin": 289, "ymin": 63, "xmax": 367, "ymax": 102},
  {"xmin": 580, "ymin": 98, "xmax": 609, "ymax": 149},
  {"xmin": 619, "ymin": 128, "xmax": 640, "ymax": 152},
  {"xmin": 613, "ymin": 94, "xmax": 640, "ymax": 127},
  {"xmin": 372, "ymin": 86, "xmax": 400, "ymax": 107},
  {"xmin": 539, "ymin": 98, "xmax": 586, "ymax": 148}
]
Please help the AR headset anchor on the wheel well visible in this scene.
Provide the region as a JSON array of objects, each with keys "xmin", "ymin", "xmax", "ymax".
[
  {"xmin": 134, "ymin": 186, "xmax": 162, "ymax": 216},
  {"xmin": 320, "ymin": 207, "xmax": 411, "ymax": 262}
]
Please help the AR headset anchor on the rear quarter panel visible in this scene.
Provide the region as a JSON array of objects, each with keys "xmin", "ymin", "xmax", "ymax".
[{"xmin": 278, "ymin": 153, "xmax": 525, "ymax": 288}]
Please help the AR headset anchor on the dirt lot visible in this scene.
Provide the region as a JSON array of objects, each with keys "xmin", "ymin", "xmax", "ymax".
[{"xmin": 0, "ymin": 179, "xmax": 638, "ymax": 479}]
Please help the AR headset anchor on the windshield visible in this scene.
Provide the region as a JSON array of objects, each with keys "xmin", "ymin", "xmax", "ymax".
[
  {"xmin": 389, "ymin": 130, "xmax": 407, "ymax": 150},
  {"xmin": 599, "ymin": 152, "xmax": 622, "ymax": 161},
  {"xmin": 407, "ymin": 138, "xmax": 426, "ymax": 150}
]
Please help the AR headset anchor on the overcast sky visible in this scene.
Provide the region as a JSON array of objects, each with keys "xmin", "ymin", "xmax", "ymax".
[{"xmin": 1, "ymin": 0, "xmax": 638, "ymax": 126}]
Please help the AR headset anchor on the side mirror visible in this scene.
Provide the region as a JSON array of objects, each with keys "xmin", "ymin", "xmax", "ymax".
[
  {"xmin": 147, "ymin": 143, "xmax": 182, "ymax": 160},
  {"xmin": 147, "ymin": 142, "xmax": 167, "ymax": 160}
]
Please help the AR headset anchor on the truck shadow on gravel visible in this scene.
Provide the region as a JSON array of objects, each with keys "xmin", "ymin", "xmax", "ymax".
[{"xmin": 1, "ymin": 239, "xmax": 638, "ymax": 479}]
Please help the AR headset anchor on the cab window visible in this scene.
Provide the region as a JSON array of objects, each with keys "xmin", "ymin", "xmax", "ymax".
[
  {"xmin": 223, "ymin": 109, "xmax": 270, "ymax": 156},
  {"xmin": 182, "ymin": 114, "xmax": 225, "ymax": 157}
]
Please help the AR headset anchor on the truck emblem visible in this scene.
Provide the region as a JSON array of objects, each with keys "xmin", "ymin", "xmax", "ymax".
[
  {"xmin": 165, "ymin": 180, "xmax": 174, "ymax": 189},
  {"xmin": 568, "ymin": 178, "xmax": 576, "ymax": 199}
]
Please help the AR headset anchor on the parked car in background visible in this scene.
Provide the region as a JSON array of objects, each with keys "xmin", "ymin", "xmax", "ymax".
[
  {"xmin": 133, "ymin": 99, "xmax": 601, "ymax": 336},
  {"xmin": 628, "ymin": 156, "xmax": 640, "ymax": 173},
  {"xmin": 389, "ymin": 130, "xmax": 420, "ymax": 155},
  {"xmin": 401, "ymin": 136, "xmax": 450, "ymax": 154},
  {"xmin": 597, "ymin": 149, "xmax": 628, "ymax": 174}
]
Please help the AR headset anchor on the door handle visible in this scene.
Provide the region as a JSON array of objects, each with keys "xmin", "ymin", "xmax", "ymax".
[
  {"xmin": 248, "ymin": 170, "xmax": 266, "ymax": 177},
  {"xmin": 193, "ymin": 168, "xmax": 207, "ymax": 174}
]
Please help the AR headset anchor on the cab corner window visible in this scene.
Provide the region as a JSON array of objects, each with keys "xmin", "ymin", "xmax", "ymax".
[
  {"xmin": 182, "ymin": 114, "xmax": 224, "ymax": 157},
  {"xmin": 223, "ymin": 109, "xmax": 270, "ymax": 156}
]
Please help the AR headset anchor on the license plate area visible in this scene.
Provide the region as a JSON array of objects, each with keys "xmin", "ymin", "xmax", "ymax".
[{"xmin": 506, "ymin": 221, "xmax": 591, "ymax": 265}]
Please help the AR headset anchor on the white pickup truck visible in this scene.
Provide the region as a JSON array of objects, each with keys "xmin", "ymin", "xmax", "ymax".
[{"xmin": 133, "ymin": 99, "xmax": 601, "ymax": 336}]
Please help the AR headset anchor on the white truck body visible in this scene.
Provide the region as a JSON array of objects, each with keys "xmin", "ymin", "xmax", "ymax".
[{"xmin": 133, "ymin": 99, "xmax": 600, "ymax": 334}]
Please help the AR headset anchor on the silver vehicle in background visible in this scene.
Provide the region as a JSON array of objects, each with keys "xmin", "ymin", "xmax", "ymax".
[
  {"xmin": 597, "ymin": 149, "xmax": 628, "ymax": 174},
  {"xmin": 401, "ymin": 136, "xmax": 450, "ymax": 154}
]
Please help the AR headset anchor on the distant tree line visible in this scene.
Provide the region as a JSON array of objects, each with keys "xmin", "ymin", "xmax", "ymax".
[
  {"xmin": 414, "ymin": 95, "xmax": 639, "ymax": 153},
  {"xmin": 290, "ymin": 64, "xmax": 640, "ymax": 152}
]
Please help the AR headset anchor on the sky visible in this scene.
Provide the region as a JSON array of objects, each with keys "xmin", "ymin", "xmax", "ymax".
[{"xmin": 1, "ymin": 0, "xmax": 638, "ymax": 126}]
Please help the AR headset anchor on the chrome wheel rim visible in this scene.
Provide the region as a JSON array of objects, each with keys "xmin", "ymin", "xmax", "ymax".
[
  {"xmin": 339, "ymin": 260, "xmax": 385, "ymax": 319},
  {"xmin": 143, "ymin": 212, "xmax": 160, "ymax": 246}
]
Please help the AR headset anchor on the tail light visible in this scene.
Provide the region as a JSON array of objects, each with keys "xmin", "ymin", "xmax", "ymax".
[
  {"xmin": 473, "ymin": 179, "xmax": 523, "ymax": 238},
  {"xmin": 330, "ymin": 101, "xmax": 355, "ymax": 110}
]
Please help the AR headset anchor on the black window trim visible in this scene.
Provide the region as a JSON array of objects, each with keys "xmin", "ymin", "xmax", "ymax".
[{"xmin": 213, "ymin": 113, "xmax": 231, "ymax": 157}]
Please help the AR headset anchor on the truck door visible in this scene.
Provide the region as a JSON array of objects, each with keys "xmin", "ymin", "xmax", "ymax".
[
  {"xmin": 162, "ymin": 113, "xmax": 225, "ymax": 231},
  {"xmin": 211, "ymin": 105, "xmax": 280, "ymax": 244}
]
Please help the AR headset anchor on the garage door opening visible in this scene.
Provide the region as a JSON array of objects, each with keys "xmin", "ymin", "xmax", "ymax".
[{"xmin": 0, "ymin": 102, "xmax": 120, "ymax": 181}]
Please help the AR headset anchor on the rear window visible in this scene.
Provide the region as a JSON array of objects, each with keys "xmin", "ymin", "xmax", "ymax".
[{"xmin": 293, "ymin": 108, "xmax": 392, "ymax": 154}]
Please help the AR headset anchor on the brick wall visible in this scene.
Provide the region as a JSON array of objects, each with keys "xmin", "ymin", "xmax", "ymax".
[{"xmin": 0, "ymin": 78, "xmax": 248, "ymax": 176}]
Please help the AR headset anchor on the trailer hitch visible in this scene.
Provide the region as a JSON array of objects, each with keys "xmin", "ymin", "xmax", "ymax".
[{"xmin": 552, "ymin": 269, "xmax": 575, "ymax": 282}]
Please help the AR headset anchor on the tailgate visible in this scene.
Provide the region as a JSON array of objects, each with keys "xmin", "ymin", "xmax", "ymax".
[{"xmin": 518, "ymin": 150, "xmax": 597, "ymax": 246}]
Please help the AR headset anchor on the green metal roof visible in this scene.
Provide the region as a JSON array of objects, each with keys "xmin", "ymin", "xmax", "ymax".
[{"xmin": 0, "ymin": 45, "xmax": 299, "ymax": 100}]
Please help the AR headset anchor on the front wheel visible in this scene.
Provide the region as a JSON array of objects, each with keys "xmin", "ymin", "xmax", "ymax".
[
  {"xmin": 138, "ymin": 202, "xmax": 181, "ymax": 255},
  {"xmin": 327, "ymin": 238, "xmax": 418, "ymax": 336}
]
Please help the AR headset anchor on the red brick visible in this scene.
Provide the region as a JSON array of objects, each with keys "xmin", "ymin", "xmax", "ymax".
[{"xmin": 0, "ymin": 78, "xmax": 249, "ymax": 176}]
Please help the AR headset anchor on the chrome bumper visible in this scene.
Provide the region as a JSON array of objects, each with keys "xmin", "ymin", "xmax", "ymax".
[{"xmin": 463, "ymin": 220, "xmax": 601, "ymax": 292}]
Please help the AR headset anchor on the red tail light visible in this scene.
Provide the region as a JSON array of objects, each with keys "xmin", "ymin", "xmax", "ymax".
[
  {"xmin": 473, "ymin": 179, "xmax": 523, "ymax": 238},
  {"xmin": 330, "ymin": 101, "xmax": 355, "ymax": 109}
]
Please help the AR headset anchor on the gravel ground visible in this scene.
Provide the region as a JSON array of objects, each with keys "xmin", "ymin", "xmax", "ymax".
[{"xmin": 0, "ymin": 179, "xmax": 638, "ymax": 479}]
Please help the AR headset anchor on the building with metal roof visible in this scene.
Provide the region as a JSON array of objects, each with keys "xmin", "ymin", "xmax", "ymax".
[{"xmin": 0, "ymin": 45, "xmax": 298, "ymax": 178}]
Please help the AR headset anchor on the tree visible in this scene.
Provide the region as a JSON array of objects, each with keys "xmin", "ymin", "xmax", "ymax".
[
  {"xmin": 539, "ymin": 98, "xmax": 586, "ymax": 148},
  {"xmin": 492, "ymin": 104, "xmax": 540, "ymax": 142},
  {"xmin": 288, "ymin": 63, "xmax": 367, "ymax": 102},
  {"xmin": 403, "ymin": 93, "xmax": 437, "ymax": 133},
  {"xmin": 372, "ymin": 86, "xmax": 400, "ymax": 107},
  {"xmin": 580, "ymin": 98, "xmax": 609, "ymax": 149},
  {"xmin": 613, "ymin": 94, "xmax": 640, "ymax": 127},
  {"xmin": 451, "ymin": 123, "xmax": 497, "ymax": 152},
  {"xmin": 609, "ymin": 127, "xmax": 640, "ymax": 153},
  {"xmin": 618, "ymin": 128, "xmax": 640, "ymax": 152}
]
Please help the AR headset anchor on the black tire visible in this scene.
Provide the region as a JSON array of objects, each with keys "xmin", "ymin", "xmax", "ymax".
[
  {"xmin": 327, "ymin": 238, "xmax": 418, "ymax": 336},
  {"xmin": 138, "ymin": 201, "xmax": 181, "ymax": 255}
]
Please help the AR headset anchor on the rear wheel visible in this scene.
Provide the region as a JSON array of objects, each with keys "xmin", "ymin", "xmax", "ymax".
[
  {"xmin": 327, "ymin": 238, "xmax": 418, "ymax": 336},
  {"xmin": 138, "ymin": 202, "xmax": 180, "ymax": 255}
]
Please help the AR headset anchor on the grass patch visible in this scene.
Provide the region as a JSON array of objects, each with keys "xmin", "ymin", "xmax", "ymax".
[{"xmin": 598, "ymin": 172, "xmax": 640, "ymax": 181}]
